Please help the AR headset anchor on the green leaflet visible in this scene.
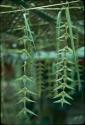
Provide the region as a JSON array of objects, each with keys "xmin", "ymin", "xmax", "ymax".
[
  {"xmin": 67, "ymin": 77, "xmax": 74, "ymax": 82},
  {"xmin": 56, "ymin": 8, "xmax": 63, "ymax": 52},
  {"xmin": 54, "ymin": 91, "xmax": 73, "ymax": 100},
  {"xmin": 26, "ymin": 108, "xmax": 37, "ymax": 116},
  {"xmin": 17, "ymin": 97, "xmax": 35, "ymax": 104},
  {"xmin": 16, "ymin": 75, "xmax": 33, "ymax": 83},
  {"xmin": 54, "ymin": 82, "xmax": 74, "ymax": 91},
  {"xmin": 16, "ymin": 87, "xmax": 37, "ymax": 96},
  {"xmin": 17, "ymin": 107, "xmax": 37, "ymax": 117},
  {"xmin": 23, "ymin": 13, "xmax": 36, "ymax": 49},
  {"xmin": 54, "ymin": 98, "xmax": 71, "ymax": 107}
]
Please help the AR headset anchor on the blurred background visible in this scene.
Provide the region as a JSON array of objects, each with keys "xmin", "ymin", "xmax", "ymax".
[{"xmin": 0, "ymin": 0, "xmax": 85, "ymax": 125}]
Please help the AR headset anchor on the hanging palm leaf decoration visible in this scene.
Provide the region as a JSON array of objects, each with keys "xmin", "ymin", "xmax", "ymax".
[{"xmin": 54, "ymin": 6, "xmax": 81, "ymax": 107}]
